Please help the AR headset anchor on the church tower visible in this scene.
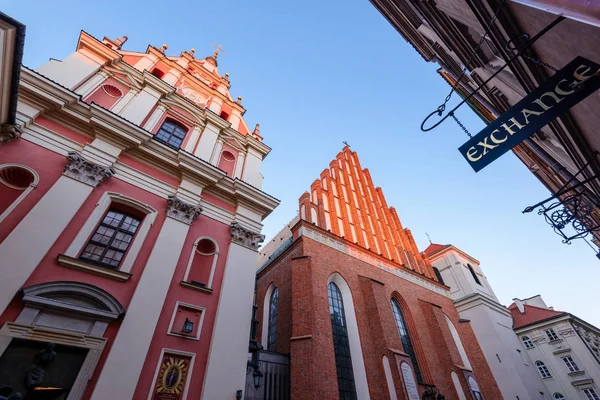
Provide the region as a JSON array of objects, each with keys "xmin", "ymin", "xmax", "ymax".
[
  {"xmin": 255, "ymin": 146, "xmax": 501, "ymax": 400},
  {"xmin": 425, "ymin": 243, "xmax": 546, "ymax": 400}
]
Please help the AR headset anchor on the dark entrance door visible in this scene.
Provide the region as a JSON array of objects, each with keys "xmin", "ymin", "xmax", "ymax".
[{"xmin": 0, "ymin": 339, "xmax": 88, "ymax": 399}]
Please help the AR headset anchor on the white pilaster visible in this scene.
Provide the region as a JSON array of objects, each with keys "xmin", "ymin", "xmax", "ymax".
[
  {"xmin": 201, "ymin": 223, "xmax": 265, "ymax": 400},
  {"xmin": 194, "ymin": 123, "xmax": 219, "ymax": 161},
  {"xmin": 208, "ymin": 98, "xmax": 223, "ymax": 114},
  {"xmin": 110, "ymin": 88, "xmax": 139, "ymax": 115},
  {"xmin": 163, "ymin": 69, "xmax": 182, "ymax": 86},
  {"xmin": 241, "ymin": 147, "xmax": 263, "ymax": 189},
  {"xmin": 229, "ymin": 113, "xmax": 241, "ymax": 131},
  {"xmin": 210, "ymin": 139, "xmax": 224, "ymax": 165},
  {"xmin": 183, "ymin": 126, "xmax": 202, "ymax": 153},
  {"xmin": 234, "ymin": 152, "xmax": 246, "ymax": 179},
  {"xmin": 0, "ymin": 151, "xmax": 115, "ymax": 314},
  {"xmin": 90, "ymin": 197, "xmax": 201, "ymax": 400},
  {"xmin": 133, "ymin": 56, "xmax": 156, "ymax": 73},
  {"xmin": 142, "ymin": 104, "xmax": 168, "ymax": 132},
  {"xmin": 120, "ymin": 86, "xmax": 162, "ymax": 125},
  {"xmin": 75, "ymin": 71, "xmax": 109, "ymax": 98},
  {"xmin": 36, "ymin": 51, "xmax": 103, "ymax": 90}
]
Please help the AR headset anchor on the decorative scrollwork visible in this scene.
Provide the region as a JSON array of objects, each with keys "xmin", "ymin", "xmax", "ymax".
[{"xmin": 524, "ymin": 180, "xmax": 600, "ymax": 245}]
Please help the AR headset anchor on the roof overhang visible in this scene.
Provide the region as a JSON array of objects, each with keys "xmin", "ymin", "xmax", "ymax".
[{"xmin": 0, "ymin": 12, "xmax": 25, "ymax": 125}]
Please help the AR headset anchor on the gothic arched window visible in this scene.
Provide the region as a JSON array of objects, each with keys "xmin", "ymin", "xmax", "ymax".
[
  {"xmin": 391, "ymin": 298, "xmax": 422, "ymax": 382},
  {"xmin": 328, "ymin": 281, "xmax": 357, "ymax": 399},
  {"xmin": 267, "ymin": 287, "xmax": 278, "ymax": 351},
  {"xmin": 553, "ymin": 393, "xmax": 565, "ymax": 400},
  {"xmin": 155, "ymin": 119, "xmax": 188, "ymax": 149}
]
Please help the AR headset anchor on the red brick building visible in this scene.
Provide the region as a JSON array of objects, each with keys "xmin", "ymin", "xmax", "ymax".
[{"xmin": 255, "ymin": 146, "xmax": 501, "ymax": 400}]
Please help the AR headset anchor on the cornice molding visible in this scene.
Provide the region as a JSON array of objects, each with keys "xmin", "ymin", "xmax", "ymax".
[
  {"xmin": 295, "ymin": 221, "xmax": 449, "ymax": 297},
  {"xmin": 453, "ymin": 292, "xmax": 511, "ymax": 316},
  {"xmin": 77, "ymin": 30, "xmax": 121, "ymax": 63}
]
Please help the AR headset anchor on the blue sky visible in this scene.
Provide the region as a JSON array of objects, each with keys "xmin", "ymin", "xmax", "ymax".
[{"xmin": 5, "ymin": 0, "xmax": 598, "ymax": 326}]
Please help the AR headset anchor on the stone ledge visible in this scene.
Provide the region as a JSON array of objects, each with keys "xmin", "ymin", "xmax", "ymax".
[
  {"xmin": 57, "ymin": 254, "xmax": 132, "ymax": 282},
  {"xmin": 180, "ymin": 281, "xmax": 213, "ymax": 294},
  {"xmin": 290, "ymin": 335, "xmax": 312, "ymax": 341}
]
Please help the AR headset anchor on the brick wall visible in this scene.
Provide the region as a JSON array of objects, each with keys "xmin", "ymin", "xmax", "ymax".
[{"xmin": 257, "ymin": 223, "xmax": 502, "ymax": 400}]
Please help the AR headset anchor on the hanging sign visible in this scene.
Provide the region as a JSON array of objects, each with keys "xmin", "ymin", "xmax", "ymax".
[{"xmin": 459, "ymin": 56, "xmax": 600, "ymax": 172}]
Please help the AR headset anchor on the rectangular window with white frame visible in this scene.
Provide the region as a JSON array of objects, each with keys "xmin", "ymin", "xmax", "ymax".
[
  {"xmin": 561, "ymin": 355, "xmax": 579, "ymax": 372},
  {"xmin": 584, "ymin": 388, "xmax": 600, "ymax": 400},
  {"xmin": 62, "ymin": 192, "xmax": 157, "ymax": 274},
  {"xmin": 545, "ymin": 328, "xmax": 560, "ymax": 342}
]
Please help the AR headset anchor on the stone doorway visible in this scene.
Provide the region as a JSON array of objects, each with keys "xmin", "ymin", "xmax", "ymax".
[{"xmin": 0, "ymin": 339, "xmax": 88, "ymax": 399}]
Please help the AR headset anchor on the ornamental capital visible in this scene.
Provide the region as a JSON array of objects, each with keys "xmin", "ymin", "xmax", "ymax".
[
  {"xmin": 64, "ymin": 151, "xmax": 115, "ymax": 187},
  {"xmin": 230, "ymin": 222, "xmax": 265, "ymax": 250},
  {"xmin": 0, "ymin": 123, "xmax": 23, "ymax": 143},
  {"xmin": 167, "ymin": 195, "xmax": 202, "ymax": 224}
]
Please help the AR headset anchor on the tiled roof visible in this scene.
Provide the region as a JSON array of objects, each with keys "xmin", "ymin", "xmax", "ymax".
[
  {"xmin": 424, "ymin": 243, "xmax": 450, "ymax": 256},
  {"xmin": 508, "ymin": 303, "xmax": 567, "ymax": 329}
]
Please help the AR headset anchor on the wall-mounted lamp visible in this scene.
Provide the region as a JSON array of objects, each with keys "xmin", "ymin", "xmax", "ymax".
[{"xmin": 181, "ymin": 318, "xmax": 194, "ymax": 334}]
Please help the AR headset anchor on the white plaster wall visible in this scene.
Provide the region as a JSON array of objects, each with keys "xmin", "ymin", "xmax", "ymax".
[
  {"xmin": 120, "ymin": 86, "xmax": 162, "ymax": 125},
  {"xmin": 434, "ymin": 251, "xmax": 497, "ymax": 302},
  {"xmin": 36, "ymin": 51, "xmax": 102, "ymax": 90},
  {"xmin": 459, "ymin": 304, "xmax": 546, "ymax": 399},
  {"xmin": 201, "ymin": 241, "xmax": 259, "ymax": 399},
  {"xmin": 194, "ymin": 123, "xmax": 219, "ymax": 162},
  {"xmin": 242, "ymin": 148, "xmax": 263, "ymax": 189},
  {"xmin": 0, "ymin": 176, "xmax": 92, "ymax": 314},
  {"xmin": 91, "ymin": 217, "xmax": 190, "ymax": 400}
]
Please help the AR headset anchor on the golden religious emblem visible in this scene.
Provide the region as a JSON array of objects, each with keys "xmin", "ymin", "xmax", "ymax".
[{"xmin": 153, "ymin": 356, "xmax": 189, "ymax": 399}]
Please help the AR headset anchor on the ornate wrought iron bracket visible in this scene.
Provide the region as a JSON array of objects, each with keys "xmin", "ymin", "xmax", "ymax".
[
  {"xmin": 421, "ymin": 15, "xmax": 565, "ymax": 132},
  {"xmin": 523, "ymin": 174, "xmax": 600, "ymax": 245}
]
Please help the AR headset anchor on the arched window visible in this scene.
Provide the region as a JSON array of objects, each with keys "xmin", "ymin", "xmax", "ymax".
[
  {"xmin": 217, "ymin": 150, "xmax": 236, "ymax": 177},
  {"xmin": 433, "ymin": 267, "xmax": 445, "ymax": 285},
  {"xmin": 522, "ymin": 336, "xmax": 535, "ymax": 349},
  {"xmin": 183, "ymin": 237, "xmax": 219, "ymax": 289},
  {"xmin": 155, "ymin": 119, "xmax": 188, "ymax": 149},
  {"xmin": 80, "ymin": 209, "xmax": 141, "ymax": 268},
  {"xmin": 467, "ymin": 263, "xmax": 482, "ymax": 285},
  {"xmin": 391, "ymin": 298, "xmax": 422, "ymax": 382},
  {"xmin": 0, "ymin": 164, "xmax": 38, "ymax": 224},
  {"xmin": 267, "ymin": 287, "xmax": 278, "ymax": 351},
  {"xmin": 553, "ymin": 393, "xmax": 565, "ymax": 400},
  {"xmin": 536, "ymin": 360, "xmax": 552, "ymax": 379},
  {"xmin": 328, "ymin": 281, "xmax": 357, "ymax": 399},
  {"xmin": 467, "ymin": 376, "xmax": 483, "ymax": 400}
]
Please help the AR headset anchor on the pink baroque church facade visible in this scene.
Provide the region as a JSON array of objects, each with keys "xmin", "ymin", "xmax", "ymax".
[{"xmin": 0, "ymin": 30, "xmax": 278, "ymax": 399}]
